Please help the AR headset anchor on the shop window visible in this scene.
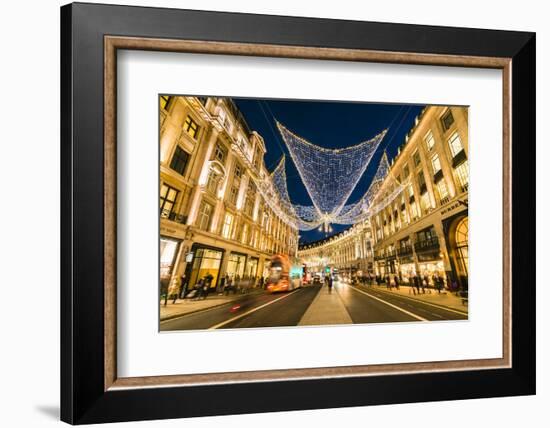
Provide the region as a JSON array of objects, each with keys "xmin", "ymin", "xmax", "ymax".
[
  {"xmin": 227, "ymin": 253, "xmax": 247, "ymax": 279},
  {"xmin": 455, "ymin": 217, "xmax": 469, "ymax": 275},
  {"xmin": 160, "ymin": 237, "xmax": 179, "ymax": 280},
  {"xmin": 188, "ymin": 247, "xmax": 223, "ymax": 290},
  {"xmin": 160, "ymin": 183, "xmax": 179, "ymax": 218},
  {"xmin": 183, "ymin": 115, "xmax": 200, "ymax": 139},
  {"xmin": 169, "ymin": 145, "xmax": 190, "ymax": 176}
]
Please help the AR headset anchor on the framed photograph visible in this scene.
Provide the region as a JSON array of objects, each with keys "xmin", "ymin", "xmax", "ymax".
[{"xmin": 61, "ymin": 2, "xmax": 535, "ymax": 424}]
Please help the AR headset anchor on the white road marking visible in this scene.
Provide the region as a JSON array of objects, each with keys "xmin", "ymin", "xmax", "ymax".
[
  {"xmin": 208, "ymin": 290, "xmax": 299, "ymax": 330},
  {"xmin": 366, "ymin": 288, "xmax": 469, "ymax": 316},
  {"xmin": 350, "ymin": 286, "xmax": 428, "ymax": 322}
]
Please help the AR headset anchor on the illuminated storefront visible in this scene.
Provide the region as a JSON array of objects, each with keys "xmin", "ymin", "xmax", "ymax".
[
  {"xmin": 226, "ymin": 252, "xmax": 247, "ymax": 279},
  {"xmin": 186, "ymin": 244, "xmax": 224, "ymax": 290},
  {"xmin": 245, "ymin": 257, "xmax": 259, "ymax": 279},
  {"xmin": 160, "ymin": 236, "xmax": 181, "ymax": 290},
  {"xmin": 398, "ymin": 262, "xmax": 416, "ymax": 283},
  {"xmin": 416, "ymin": 260, "xmax": 446, "ymax": 286},
  {"xmin": 444, "ymin": 213, "xmax": 469, "ymax": 290}
]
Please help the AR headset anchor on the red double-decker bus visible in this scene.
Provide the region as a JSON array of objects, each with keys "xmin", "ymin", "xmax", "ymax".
[{"xmin": 266, "ymin": 254, "xmax": 302, "ymax": 293}]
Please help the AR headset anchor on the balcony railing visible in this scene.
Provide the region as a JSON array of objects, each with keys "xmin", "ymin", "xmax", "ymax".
[
  {"xmin": 160, "ymin": 209, "xmax": 187, "ymax": 225},
  {"xmin": 439, "ymin": 196, "xmax": 450, "ymax": 205},
  {"xmin": 414, "ymin": 236, "xmax": 440, "ymax": 252},
  {"xmin": 397, "ymin": 245, "xmax": 413, "ymax": 257}
]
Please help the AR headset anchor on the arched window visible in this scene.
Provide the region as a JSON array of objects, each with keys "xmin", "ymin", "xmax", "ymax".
[{"xmin": 455, "ymin": 217, "xmax": 468, "ymax": 275}]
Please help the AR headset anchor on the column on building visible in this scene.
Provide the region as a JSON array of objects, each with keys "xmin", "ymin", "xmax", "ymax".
[
  {"xmin": 418, "ymin": 144, "xmax": 437, "ymax": 211},
  {"xmin": 186, "ymin": 128, "xmax": 220, "ymax": 226},
  {"xmin": 210, "ymin": 151, "xmax": 235, "ymax": 234}
]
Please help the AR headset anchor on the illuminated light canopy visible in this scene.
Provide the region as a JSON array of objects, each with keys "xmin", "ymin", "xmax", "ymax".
[
  {"xmin": 270, "ymin": 155, "xmax": 294, "ymax": 212},
  {"xmin": 269, "ymin": 156, "xmax": 323, "ymax": 231},
  {"xmin": 332, "ymin": 151, "xmax": 401, "ymax": 225},
  {"xmin": 277, "ymin": 121, "xmax": 387, "ymax": 219},
  {"xmin": 266, "ymin": 125, "xmax": 404, "ymax": 232}
]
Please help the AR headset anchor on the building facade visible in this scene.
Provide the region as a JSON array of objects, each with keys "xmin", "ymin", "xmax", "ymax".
[
  {"xmin": 298, "ymin": 220, "xmax": 375, "ymax": 279},
  {"xmin": 298, "ymin": 105, "xmax": 469, "ymax": 290},
  {"xmin": 159, "ymin": 96, "xmax": 299, "ymax": 295}
]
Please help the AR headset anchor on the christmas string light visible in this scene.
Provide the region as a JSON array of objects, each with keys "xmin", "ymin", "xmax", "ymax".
[
  {"xmin": 277, "ymin": 121, "xmax": 387, "ymax": 220},
  {"xmin": 263, "ymin": 126, "xmax": 406, "ymax": 232}
]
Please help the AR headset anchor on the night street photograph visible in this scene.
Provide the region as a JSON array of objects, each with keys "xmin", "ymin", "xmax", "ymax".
[{"xmin": 158, "ymin": 96, "xmax": 469, "ymax": 331}]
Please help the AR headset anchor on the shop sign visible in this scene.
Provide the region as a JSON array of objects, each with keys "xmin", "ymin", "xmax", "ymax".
[{"xmin": 440, "ymin": 199, "xmax": 468, "ymax": 217}]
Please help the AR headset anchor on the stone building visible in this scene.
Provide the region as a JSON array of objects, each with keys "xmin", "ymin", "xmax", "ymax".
[
  {"xmin": 159, "ymin": 96, "xmax": 299, "ymax": 294},
  {"xmin": 370, "ymin": 105, "xmax": 468, "ymax": 289},
  {"xmin": 298, "ymin": 105, "xmax": 469, "ymax": 290},
  {"xmin": 298, "ymin": 220, "xmax": 375, "ymax": 280}
]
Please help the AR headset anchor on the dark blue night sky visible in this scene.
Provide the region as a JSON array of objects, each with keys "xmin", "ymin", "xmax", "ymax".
[{"xmin": 233, "ymin": 97, "xmax": 425, "ymax": 243}]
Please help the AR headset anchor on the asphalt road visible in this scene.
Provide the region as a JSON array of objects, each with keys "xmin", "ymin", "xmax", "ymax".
[
  {"xmin": 160, "ymin": 281, "xmax": 467, "ymax": 332},
  {"xmin": 340, "ymin": 283, "xmax": 468, "ymax": 323},
  {"xmin": 160, "ymin": 285, "xmax": 321, "ymax": 331}
]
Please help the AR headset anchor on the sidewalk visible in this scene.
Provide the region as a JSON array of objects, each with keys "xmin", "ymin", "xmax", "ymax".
[
  {"xmin": 299, "ymin": 284, "xmax": 352, "ymax": 326},
  {"xmin": 160, "ymin": 290, "xmax": 262, "ymax": 321},
  {"xmin": 356, "ymin": 284, "xmax": 468, "ymax": 313}
]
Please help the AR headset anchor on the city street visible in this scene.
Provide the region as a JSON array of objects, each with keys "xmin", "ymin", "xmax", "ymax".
[{"xmin": 160, "ymin": 281, "xmax": 467, "ymax": 331}]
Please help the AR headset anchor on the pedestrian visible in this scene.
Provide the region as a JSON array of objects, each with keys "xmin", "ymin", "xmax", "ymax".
[
  {"xmin": 203, "ymin": 274, "xmax": 213, "ymax": 299},
  {"xmin": 422, "ymin": 274, "xmax": 432, "ymax": 294},
  {"xmin": 179, "ymin": 273, "xmax": 187, "ymax": 299},
  {"xmin": 436, "ymin": 275, "xmax": 443, "ymax": 294},
  {"xmin": 394, "ymin": 274, "xmax": 400, "ymax": 290},
  {"xmin": 165, "ymin": 277, "xmax": 180, "ymax": 305},
  {"xmin": 224, "ymin": 275, "xmax": 232, "ymax": 295},
  {"xmin": 328, "ymin": 275, "xmax": 333, "ymax": 292},
  {"xmin": 171, "ymin": 278, "xmax": 181, "ymax": 304},
  {"xmin": 194, "ymin": 278, "xmax": 204, "ymax": 300}
]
